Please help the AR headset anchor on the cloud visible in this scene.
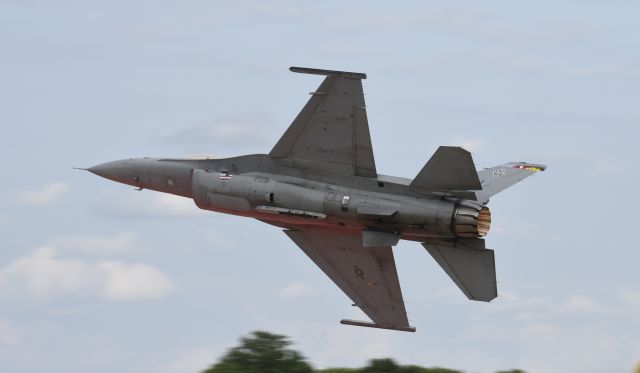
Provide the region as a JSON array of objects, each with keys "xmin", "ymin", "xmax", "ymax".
[
  {"xmin": 522, "ymin": 149, "xmax": 639, "ymax": 177},
  {"xmin": 47, "ymin": 231, "xmax": 139, "ymax": 256},
  {"xmin": 277, "ymin": 282, "xmax": 312, "ymax": 299},
  {"xmin": 99, "ymin": 261, "xmax": 175, "ymax": 301},
  {"xmin": 619, "ymin": 286, "xmax": 640, "ymax": 310},
  {"xmin": 158, "ymin": 347, "xmax": 219, "ymax": 373},
  {"xmin": 14, "ymin": 182, "xmax": 69, "ymax": 206},
  {"xmin": 312, "ymin": 326, "xmax": 395, "ymax": 368},
  {"xmin": 97, "ymin": 192, "xmax": 208, "ymax": 219},
  {"xmin": 471, "ymin": 290, "xmax": 640, "ymax": 373},
  {"xmin": 589, "ymin": 158, "xmax": 637, "ymax": 176},
  {"xmin": 558, "ymin": 294, "xmax": 599, "ymax": 313},
  {"xmin": 263, "ymin": 318, "xmax": 397, "ymax": 369},
  {"xmin": 0, "ymin": 246, "xmax": 175, "ymax": 302},
  {"xmin": 320, "ymin": 7, "xmax": 500, "ymax": 36},
  {"xmin": 447, "ymin": 137, "xmax": 485, "ymax": 153},
  {"xmin": 260, "ymin": 287, "xmax": 640, "ymax": 373},
  {"xmin": 166, "ymin": 113, "xmax": 274, "ymax": 153},
  {"xmin": 0, "ymin": 320, "xmax": 20, "ymax": 346}
]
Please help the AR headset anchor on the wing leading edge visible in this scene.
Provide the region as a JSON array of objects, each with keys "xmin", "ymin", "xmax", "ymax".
[
  {"xmin": 284, "ymin": 228, "xmax": 414, "ymax": 332},
  {"xmin": 269, "ymin": 67, "xmax": 377, "ymax": 178}
]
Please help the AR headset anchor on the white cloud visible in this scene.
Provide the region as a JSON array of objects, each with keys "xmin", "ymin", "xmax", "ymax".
[
  {"xmin": 559, "ymin": 294, "xmax": 599, "ymax": 313},
  {"xmin": 97, "ymin": 191, "xmax": 205, "ymax": 219},
  {"xmin": 277, "ymin": 282, "xmax": 312, "ymax": 299},
  {"xmin": 263, "ymin": 318, "xmax": 397, "ymax": 369},
  {"xmin": 619, "ymin": 286, "xmax": 640, "ymax": 310},
  {"xmin": 522, "ymin": 150, "xmax": 639, "ymax": 177},
  {"xmin": 99, "ymin": 261, "xmax": 175, "ymax": 301},
  {"xmin": 0, "ymin": 246, "xmax": 174, "ymax": 302},
  {"xmin": 158, "ymin": 347, "xmax": 219, "ymax": 373},
  {"xmin": 590, "ymin": 158, "xmax": 635, "ymax": 176},
  {"xmin": 48, "ymin": 231, "xmax": 139, "ymax": 256},
  {"xmin": 98, "ymin": 192, "xmax": 208, "ymax": 219},
  {"xmin": 15, "ymin": 182, "xmax": 69, "ymax": 206},
  {"xmin": 448, "ymin": 137, "xmax": 485, "ymax": 153},
  {"xmin": 0, "ymin": 320, "xmax": 20, "ymax": 346},
  {"xmin": 261, "ymin": 288, "xmax": 640, "ymax": 373},
  {"xmin": 473, "ymin": 291, "xmax": 640, "ymax": 373},
  {"xmin": 0, "ymin": 247, "xmax": 97, "ymax": 299},
  {"xmin": 167, "ymin": 113, "xmax": 274, "ymax": 152},
  {"xmin": 311, "ymin": 325, "xmax": 394, "ymax": 368}
]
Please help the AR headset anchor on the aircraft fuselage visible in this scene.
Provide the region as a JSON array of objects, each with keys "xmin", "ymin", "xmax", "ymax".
[{"xmin": 89, "ymin": 155, "xmax": 491, "ymax": 244}]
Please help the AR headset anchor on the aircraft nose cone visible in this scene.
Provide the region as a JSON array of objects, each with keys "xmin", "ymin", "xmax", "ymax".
[{"xmin": 88, "ymin": 160, "xmax": 133, "ymax": 183}]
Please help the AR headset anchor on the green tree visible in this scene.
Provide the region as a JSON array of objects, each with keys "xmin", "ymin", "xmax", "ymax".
[
  {"xmin": 202, "ymin": 330, "xmax": 524, "ymax": 373},
  {"xmin": 203, "ymin": 331, "xmax": 313, "ymax": 373},
  {"xmin": 360, "ymin": 358, "xmax": 462, "ymax": 373},
  {"xmin": 361, "ymin": 358, "xmax": 400, "ymax": 372},
  {"xmin": 403, "ymin": 367, "xmax": 463, "ymax": 373}
]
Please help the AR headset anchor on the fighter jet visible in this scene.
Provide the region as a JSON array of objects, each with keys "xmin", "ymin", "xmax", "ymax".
[{"xmin": 87, "ymin": 67, "xmax": 545, "ymax": 332}]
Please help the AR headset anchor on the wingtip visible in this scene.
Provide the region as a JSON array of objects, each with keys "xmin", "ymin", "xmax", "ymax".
[
  {"xmin": 340, "ymin": 319, "xmax": 416, "ymax": 332},
  {"xmin": 514, "ymin": 162, "xmax": 547, "ymax": 172},
  {"xmin": 289, "ymin": 66, "xmax": 367, "ymax": 79}
]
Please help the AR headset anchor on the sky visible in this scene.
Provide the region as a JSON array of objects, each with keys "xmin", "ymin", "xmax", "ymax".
[{"xmin": 1, "ymin": 1, "xmax": 639, "ymax": 372}]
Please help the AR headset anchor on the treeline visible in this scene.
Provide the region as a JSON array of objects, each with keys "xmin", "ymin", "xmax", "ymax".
[{"xmin": 202, "ymin": 331, "xmax": 524, "ymax": 373}]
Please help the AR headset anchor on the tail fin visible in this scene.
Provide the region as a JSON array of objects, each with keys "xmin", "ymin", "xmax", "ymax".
[
  {"xmin": 476, "ymin": 162, "xmax": 546, "ymax": 203},
  {"xmin": 410, "ymin": 146, "xmax": 482, "ymax": 191}
]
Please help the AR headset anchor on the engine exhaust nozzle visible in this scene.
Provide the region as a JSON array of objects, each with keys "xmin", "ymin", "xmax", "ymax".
[{"xmin": 453, "ymin": 203, "xmax": 491, "ymax": 238}]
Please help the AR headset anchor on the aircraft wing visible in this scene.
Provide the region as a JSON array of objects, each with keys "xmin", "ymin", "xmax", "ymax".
[
  {"xmin": 284, "ymin": 228, "xmax": 415, "ymax": 332},
  {"xmin": 269, "ymin": 67, "xmax": 378, "ymax": 178}
]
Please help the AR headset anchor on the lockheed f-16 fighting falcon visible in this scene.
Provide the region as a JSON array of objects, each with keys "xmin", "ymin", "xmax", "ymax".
[{"xmin": 86, "ymin": 67, "xmax": 546, "ymax": 332}]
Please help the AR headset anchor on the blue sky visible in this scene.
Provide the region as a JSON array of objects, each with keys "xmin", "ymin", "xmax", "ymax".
[{"xmin": 1, "ymin": 1, "xmax": 639, "ymax": 372}]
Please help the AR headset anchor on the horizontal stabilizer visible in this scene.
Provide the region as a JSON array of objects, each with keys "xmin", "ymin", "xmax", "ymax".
[
  {"xmin": 340, "ymin": 319, "xmax": 416, "ymax": 332},
  {"xmin": 422, "ymin": 239, "xmax": 497, "ymax": 302},
  {"xmin": 476, "ymin": 162, "xmax": 546, "ymax": 203},
  {"xmin": 410, "ymin": 146, "xmax": 482, "ymax": 191}
]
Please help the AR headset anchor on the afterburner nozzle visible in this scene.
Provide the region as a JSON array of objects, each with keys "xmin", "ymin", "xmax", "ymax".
[{"xmin": 453, "ymin": 203, "xmax": 491, "ymax": 238}]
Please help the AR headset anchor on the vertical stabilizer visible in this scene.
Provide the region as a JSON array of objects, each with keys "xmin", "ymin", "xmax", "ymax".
[
  {"xmin": 410, "ymin": 146, "xmax": 482, "ymax": 191},
  {"xmin": 476, "ymin": 162, "xmax": 546, "ymax": 203}
]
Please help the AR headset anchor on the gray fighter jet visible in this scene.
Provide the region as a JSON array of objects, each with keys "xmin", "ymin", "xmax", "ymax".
[{"xmin": 87, "ymin": 67, "xmax": 545, "ymax": 332}]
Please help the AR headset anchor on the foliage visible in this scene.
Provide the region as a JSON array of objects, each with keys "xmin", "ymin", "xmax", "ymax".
[
  {"xmin": 361, "ymin": 358, "xmax": 462, "ymax": 373},
  {"xmin": 317, "ymin": 359, "xmax": 463, "ymax": 373},
  {"xmin": 203, "ymin": 331, "xmax": 312, "ymax": 373},
  {"xmin": 203, "ymin": 331, "xmax": 524, "ymax": 373}
]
